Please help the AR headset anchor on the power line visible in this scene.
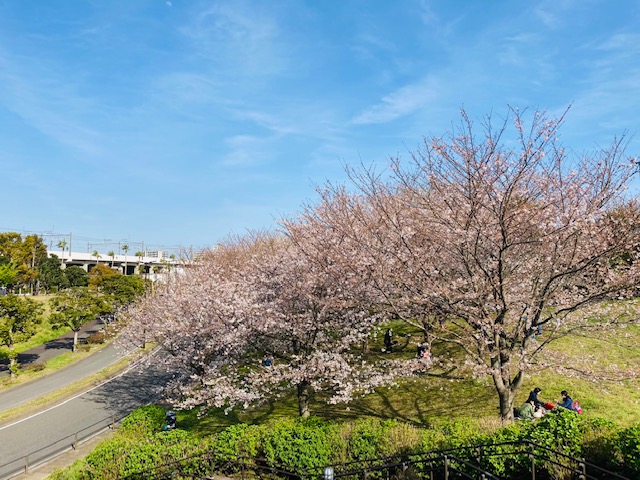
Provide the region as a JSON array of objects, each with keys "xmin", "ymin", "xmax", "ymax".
[{"xmin": 0, "ymin": 228, "xmax": 183, "ymax": 256}]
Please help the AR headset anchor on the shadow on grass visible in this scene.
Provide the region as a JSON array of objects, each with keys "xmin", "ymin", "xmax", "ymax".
[{"xmin": 182, "ymin": 370, "xmax": 498, "ymax": 436}]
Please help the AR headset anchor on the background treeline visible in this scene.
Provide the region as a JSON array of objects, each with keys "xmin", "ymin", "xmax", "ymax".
[
  {"xmin": 0, "ymin": 232, "xmax": 148, "ymax": 296},
  {"xmin": 0, "ymin": 232, "xmax": 148, "ymax": 374}
]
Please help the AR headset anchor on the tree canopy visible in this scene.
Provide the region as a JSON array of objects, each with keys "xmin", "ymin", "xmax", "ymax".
[
  {"xmin": 50, "ymin": 287, "xmax": 112, "ymax": 352},
  {"xmin": 0, "ymin": 294, "xmax": 42, "ymax": 374},
  {"xmin": 121, "ymin": 107, "xmax": 640, "ymax": 419}
]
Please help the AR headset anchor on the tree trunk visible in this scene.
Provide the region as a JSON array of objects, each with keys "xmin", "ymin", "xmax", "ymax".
[
  {"xmin": 496, "ymin": 382, "xmax": 516, "ymax": 421},
  {"xmin": 297, "ymin": 380, "xmax": 311, "ymax": 417},
  {"xmin": 491, "ymin": 363, "xmax": 524, "ymax": 421},
  {"xmin": 8, "ymin": 346, "xmax": 16, "ymax": 378},
  {"xmin": 73, "ymin": 330, "xmax": 78, "ymax": 353}
]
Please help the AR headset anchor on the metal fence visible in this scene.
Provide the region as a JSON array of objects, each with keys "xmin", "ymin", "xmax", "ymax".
[
  {"xmin": 0, "ymin": 413, "xmax": 124, "ymax": 480},
  {"xmin": 122, "ymin": 440, "xmax": 633, "ymax": 480},
  {"xmin": 1, "ymin": 424, "xmax": 634, "ymax": 480}
]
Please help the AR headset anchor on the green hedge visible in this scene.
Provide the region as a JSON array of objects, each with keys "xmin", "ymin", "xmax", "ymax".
[{"xmin": 51, "ymin": 407, "xmax": 640, "ymax": 479}]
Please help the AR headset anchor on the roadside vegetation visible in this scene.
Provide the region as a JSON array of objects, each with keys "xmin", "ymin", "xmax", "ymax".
[{"xmin": 0, "ymin": 233, "xmax": 148, "ymax": 377}]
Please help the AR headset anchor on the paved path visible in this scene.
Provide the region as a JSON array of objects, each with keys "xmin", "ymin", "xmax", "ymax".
[
  {"xmin": 0, "ymin": 357, "xmax": 173, "ymax": 479},
  {"xmin": 0, "ymin": 319, "xmax": 174, "ymax": 479},
  {"xmin": 0, "ymin": 318, "xmax": 106, "ymax": 377},
  {"xmin": 0, "ymin": 342, "xmax": 125, "ymax": 412}
]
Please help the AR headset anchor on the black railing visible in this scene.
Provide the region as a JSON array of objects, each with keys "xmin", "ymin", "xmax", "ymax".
[
  {"xmin": 0, "ymin": 413, "xmax": 124, "ymax": 480},
  {"xmin": 123, "ymin": 440, "xmax": 633, "ymax": 480}
]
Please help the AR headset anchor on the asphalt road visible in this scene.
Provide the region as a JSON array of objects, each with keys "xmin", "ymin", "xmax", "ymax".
[
  {"xmin": 0, "ymin": 342, "xmax": 124, "ymax": 412},
  {"xmin": 0, "ymin": 355, "xmax": 174, "ymax": 479},
  {"xmin": 0, "ymin": 319, "xmax": 105, "ymax": 377}
]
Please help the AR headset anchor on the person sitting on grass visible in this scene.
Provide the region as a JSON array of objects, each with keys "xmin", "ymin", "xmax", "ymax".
[
  {"xmin": 557, "ymin": 390, "xmax": 574, "ymax": 410},
  {"xmin": 514, "ymin": 399, "xmax": 535, "ymax": 420},
  {"xmin": 527, "ymin": 387, "xmax": 544, "ymax": 408}
]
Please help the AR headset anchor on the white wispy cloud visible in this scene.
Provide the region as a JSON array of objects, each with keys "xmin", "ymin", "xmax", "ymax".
[
  {"xmin": 181, "ymin": 2, "xmax": 290, "ymax": 78},
  {"xmin": 351, "ymin": 76, "xmax": 441, "ymax": 125},
  {"xmin": 220, "ymin": 134, "xmax": 272, "ymax": 167}
]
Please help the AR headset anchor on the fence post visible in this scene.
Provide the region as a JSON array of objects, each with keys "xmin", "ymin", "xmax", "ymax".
[
  {"xmin": 578, "ymin": 458, "xmax": 586, "ymax": 480},
  {"xmin": 530, "ymin": 443, "xmax": 535, "ymax": 480},
  {"xmin": 444, "ymin": 455, "xmax": 449, "ymax": 480},
  {"xmin": 324, "ymin": 466, "xmax": 334, "ymax": 480}
]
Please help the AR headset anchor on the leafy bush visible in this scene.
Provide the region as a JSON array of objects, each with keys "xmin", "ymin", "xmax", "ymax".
[
  {"xmin": 86, "ymin": 331, "xmax": 107, "ymax": 344},
  {"xmin": 579, "ymin": 417, "xmax": 621, "ymax": 471},
  {"xmin": 260, "ymin": 416, "xmax": 339, "ymax": 471},
  {"xmin": 120, "ymin": 405, "xmax": 166, "ymax": 437},
  {"xmin": 341, "ymin": 418, "xmax": 398, "ymax": 460},
  {"xmin": 21, "ymin": 362, "xmax": 46, "ymax": 372},
  {"xmin": 527, "ymin": 408, "xmax": 582, "ymax": 456},
  {"xmin": 617, "ymin": 423, "xmax": 640, "ymax": 474},
  {"xmin": 439, "ymin": 419, "xmax": 484, "ymax": 449},
  {"xmin": 51, "ymin": 406, "xmax": 637, "ymax": 479},
  {"xmin": 477, "ymin": 422, "xmax": 530, "ymax": 478},
  {"xmin": 210, "ymin": 422, "xmax": 261, "ymax": 459}
]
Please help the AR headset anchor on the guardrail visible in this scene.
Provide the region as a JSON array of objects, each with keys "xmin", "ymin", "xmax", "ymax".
[{"xmin": 0, "ymin": 413, "xmax": 124, "ymax": 480}]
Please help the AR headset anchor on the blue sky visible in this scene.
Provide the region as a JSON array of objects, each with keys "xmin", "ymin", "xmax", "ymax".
[{"xmin": 1, "ymin": 0, "xmax": 639, "ymax": 252}]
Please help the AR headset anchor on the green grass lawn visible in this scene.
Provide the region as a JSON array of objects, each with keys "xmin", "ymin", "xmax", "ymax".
[{"xmin": 180, "ymin": 319, "xmax": 640, "ymax": 436}]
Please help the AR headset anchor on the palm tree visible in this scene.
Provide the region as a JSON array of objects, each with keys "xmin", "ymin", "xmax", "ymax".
[
  {"xmin": 92, "ymin": 250, "xmax": 101, "ymax": 265},
  {"xmin": 122, "ymin": 244, "xmax": 129, "ymax": 275},
  {"xmin": 57, "ymin": 240, "xmax": 67, "ymax": 267},
  {"xmin": 135, "ymin": 251, "xmax": 145, "ymax": 276},
  {"xmin": 107, "ymin": 250, "xmax": 115, "ymax": 268}
]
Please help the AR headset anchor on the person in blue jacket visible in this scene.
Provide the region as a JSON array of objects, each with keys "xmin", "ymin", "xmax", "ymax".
[
  {"xmin": 527, "ymin": 387, "xmax": 544, "ymax": 408},
  {"xmin": 557, "ymin": 390, "xmax": 574, "ymax": 410}
]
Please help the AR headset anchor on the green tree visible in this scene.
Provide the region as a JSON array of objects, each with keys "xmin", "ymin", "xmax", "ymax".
[
  {"xmin": 64, "ymin": 266, "xmax": 89, "ymax": 287},
  {"xmin": 0, "ymin": 232, "xmax": 22, "ymax": 261},
  {"xmin": 39, "ymin": 255, "xmax": 70, "ymax": 292},
  {"xmin": 92, "ymin": 250, "xmax": 101, "ymax": 265},
  {"xmin": 50, "ymin": 288, "xmax": 111, "ymax": 352},
  {"xmin": 101, "ymin": 274, "xmax": 146, "ymax": 306},
  {"xmin": 0, "ymin": 295, "xmax": 42, "ymax": 375},
  {"xmin": 57, "ymin": 240, "xmax": 67, "ymax": 267},
  {"xmin": 89, "ymin": 264, "xmax": 146, "ymax": 306},
  {"xmin": 0, "ymin": 263, "xmax": 18, "ymax": 290},
  {"xmin": 0, "ymin": 234, "xmax": 47, "ymax": 293},
  {"xmin": 122, "ymin": 244, "xmax": 130, "ymax": 274},
  {"xmin": 107, "ymin": 250, "xmax": 115, "ymax": 267}
]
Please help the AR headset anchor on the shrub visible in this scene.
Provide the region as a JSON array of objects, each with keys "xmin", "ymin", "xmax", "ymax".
[
  {"xmin": 120, "ymin": 405, "xmax": 166, "ymax": 437},
  {"xmin": 21, "ymin": 362, "xmax": 46, "ymax": 372},
  {"xmin": 260, "ymin": 417, "xmax": 339, "ymax": 472},
  {"xmin": 477, "ymin": 422, "xmax": 531, "ymax": 478},
  {"xmin": 439, "ymin": 419, "xmax": 484, "ymax": 449},
  {"xmin": 211, "ymin": 422, "xmax": 262, "ymax": 459},
  {"xmin": 617, "ymin": 423, "xmax": 640, "ymax": 474},
  {"xmin": 527, "ymin": 409, "xmax": 582, "ymax": 456},
  {"xmin": 579, "ymin": 417, "xmax": 622, "ymax": 471},
  {"xmin": 86, "ymin": 331, "xmax": 107, "ymax": 344},
  {"xmin": 342, "ymin": 418, "xmax": 396, "ymax": 460}
]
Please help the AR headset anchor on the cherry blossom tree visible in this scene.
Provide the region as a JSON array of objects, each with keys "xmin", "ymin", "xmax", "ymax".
[
  {"xmin": 308, "ymin": 108, "xmax": 640, "ymax": 420},
  {"xmin": 121, "ymin": 232, "xmax": 392, "ymax": 417}
]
